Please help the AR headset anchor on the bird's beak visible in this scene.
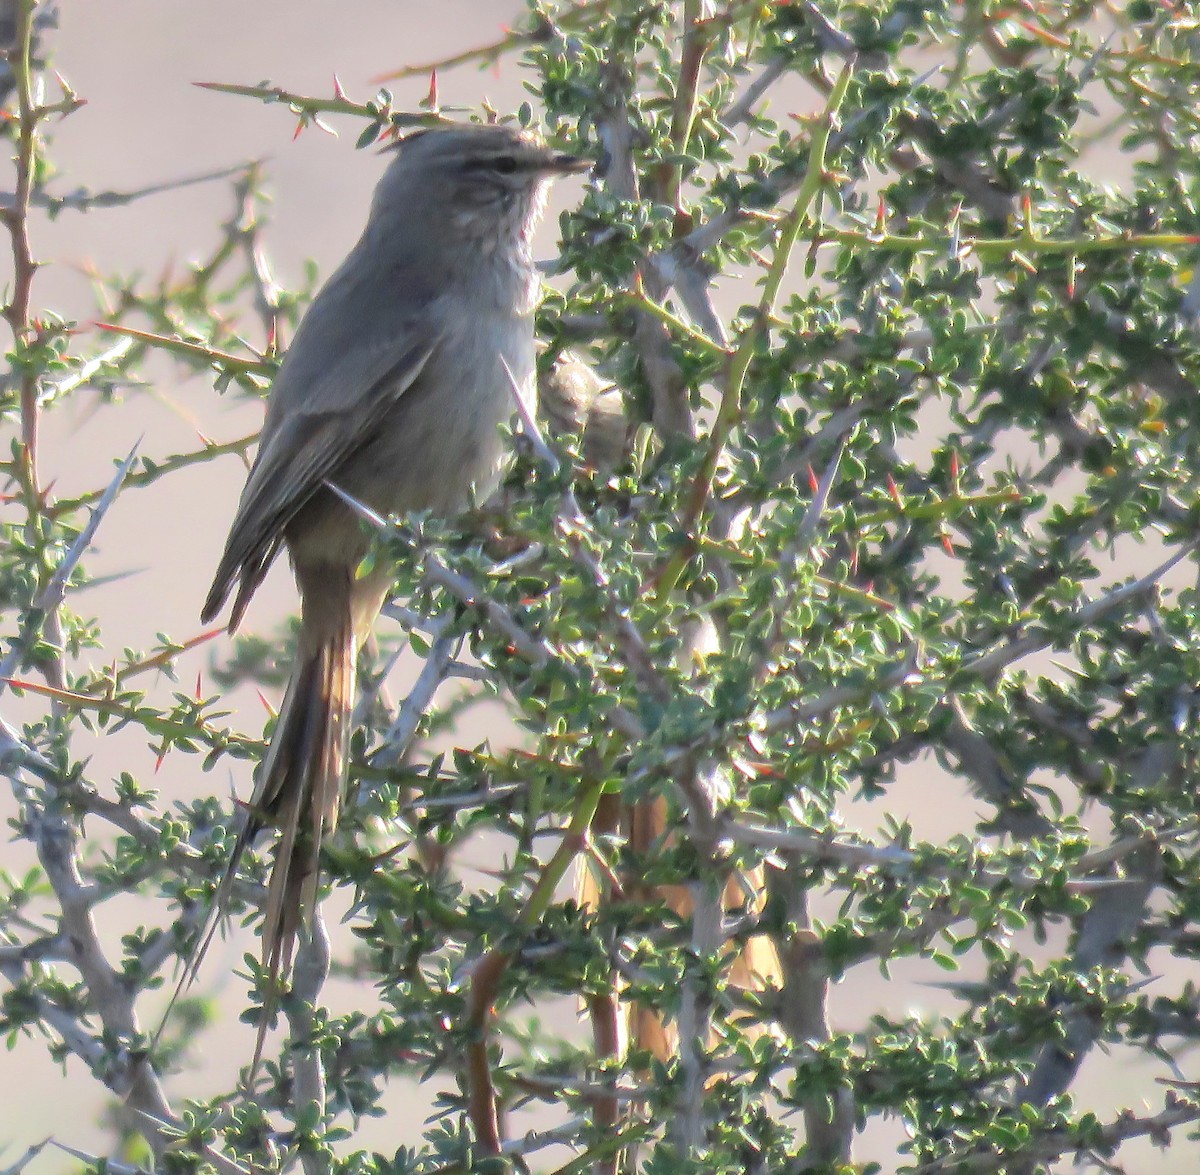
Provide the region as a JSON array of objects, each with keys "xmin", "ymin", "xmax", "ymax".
[{"xmin": 545, "ymin": 152, "xmax": 593, "ymax": 175}]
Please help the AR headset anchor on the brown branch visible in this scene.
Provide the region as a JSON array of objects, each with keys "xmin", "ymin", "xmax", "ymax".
[
  {"xmin": 94, "ymin": 322, "xmax": 272, "ymax": 375},
  {"xmin": 585, "ymin": 992, "xmax": 623, "ymax": 1175},
  {"xmin": 464, "ymin": 948, "xmax": 507, "ymax": 1154},
  {"xmin": 1, "ymin": 0, "xmax": 41, "ymax": 485},
  {"xmin": 79, "ymin": 626, "xmax": 225, "ymax": 694},
  {"xmin": 460, "ymin": 778, "xmax": 607, "ymax": 1154},
  {"xmin": 656, "ymin": 0, "xmax": 709, "ymax": 213}
]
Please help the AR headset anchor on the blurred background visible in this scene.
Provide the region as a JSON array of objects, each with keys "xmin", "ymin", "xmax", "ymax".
[{"xmin": 0, "ymin": 3, "xmax": 1185, "ymax": 1172}]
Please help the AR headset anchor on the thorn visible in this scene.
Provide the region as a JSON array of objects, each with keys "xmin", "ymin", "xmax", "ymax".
[
  {"xmin": 195, "ymin": 671, "xmax": 203, "ymax": 702},
  {"xmin": 425, "ymin": 68, "xmax": 439, "ymax": 111},
  {"xmin": 155, "ymin": 748, "xmax": 167, "ymax": 774},
  {"xmin": 948, "ymin": 201, "xmax": 962, "ymax": 257},
  {"xmin": 806, "ymin": 464, "xmax": 819, "ymax": 493},
  {"xmin": 1011, "ymin": 250, "xmax": 1037, "ymax": 274},
  {"xmin": 1016, "ymin": 19, "xmax": 1070, "ymax": 48},
  {"xmin": 886, "ymin": 472, "xmax": 904, "ymax": 509},
  {"xmin": 324, "ymin": 479, "xmax": 388, "ymax": 528},
  {"xmin": 332, "ymin": 73, "xmax": 348, "ymax": 102},
  {"xmin": 293, "ymin": 116, "xmax": 306, "ymax": 142}
]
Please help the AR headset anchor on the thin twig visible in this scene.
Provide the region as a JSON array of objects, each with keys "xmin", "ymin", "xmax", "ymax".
[
  {"xmin": 288, "ymin": 910, "xmax": 331, "ymax": 1175},
  {"xmin": 33, "ymin": 441, "xmax": 139, "ymax": 616},
  {"xmin": 35, "ymin": 334, "xmax": 135, "ymax": 409},
  {"xmin": 371, "ymin": 614, "xmax": 459, "ymax": 766},
  {"xmin": 2, "ymin": 0, "xmax": 41, "ymax": 484},
  {"xmin": 14, "ymin": 159, "xmax": 256, "ymax": 216}
]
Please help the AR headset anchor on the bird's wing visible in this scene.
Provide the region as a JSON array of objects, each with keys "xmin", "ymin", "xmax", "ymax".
[{"xmin": 202, "ymin": 278, "xmax": 440, "ymax": 627}]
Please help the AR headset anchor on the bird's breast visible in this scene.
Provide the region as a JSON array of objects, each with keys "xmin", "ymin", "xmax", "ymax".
[{"xmin": 337, "ymin": 305, "xmax": 533, "ymax": 518}]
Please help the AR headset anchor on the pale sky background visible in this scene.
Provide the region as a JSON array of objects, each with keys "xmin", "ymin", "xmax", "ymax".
[{"xmin": 0, "ymin": 4, "xmax": 1186, "ymax": 1173}]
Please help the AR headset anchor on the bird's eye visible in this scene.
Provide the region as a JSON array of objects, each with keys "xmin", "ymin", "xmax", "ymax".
[{"xmin": 492, "ymin": 155, "xmax": 519, "ymax": 175}]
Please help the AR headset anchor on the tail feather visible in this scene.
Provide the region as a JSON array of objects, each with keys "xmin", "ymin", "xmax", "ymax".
[
  {"xmin": 250, "ymin": 619, "xmax": 354, "ymax": 1075},
  {"xmin": 156, "ymin": 617, "xmax": 356, "ymax": 1078}
]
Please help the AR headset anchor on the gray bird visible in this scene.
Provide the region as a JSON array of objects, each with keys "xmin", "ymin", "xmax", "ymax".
[{"xmin": 180, "ymin": 123, "xmax": 587, "ymax": 1063}]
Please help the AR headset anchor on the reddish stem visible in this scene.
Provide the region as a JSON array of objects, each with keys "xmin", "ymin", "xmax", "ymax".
[{"xmin": 3, "ymin": 4, "xmax": 42, "ymax": 490}]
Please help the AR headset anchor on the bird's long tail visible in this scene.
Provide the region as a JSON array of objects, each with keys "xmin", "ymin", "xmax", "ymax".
[
  {"xmin": 158, "ymin": 608, "xmax": 356, "ymax": 1076},
  {"xmin": 250, "ymin": 610, "xmax": 355, "ymax": 1070}
]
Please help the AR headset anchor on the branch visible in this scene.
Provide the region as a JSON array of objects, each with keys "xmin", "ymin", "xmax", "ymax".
[
  {"xmin": 34, "ymin": 334, "xmax": 135, "ymax": 411},
  {"xmin": 0, "ymin": 677, "xmax": 260, "ymax": 760},
  {"xmin": 1014, "ymin": 753, "xmax": 1170, "ymax": 1125},
  {"xmin": 194, "ymin": 79, "xmax": 444, "ymax": 138},
  {"xmin": 672, "ymin": 766, "xmax": 725, "ymax": 1151},
  {"xmin": 760, "ymin": 532, "xmax": 1200, "ymax": 738},
  {"xmin": 95, "ymin": 322, "xmax": 273, "ymax": 376},
  {"xmin": 768, "ymin": 878, "xmax": 856, "ymax": 1168},
  {"xmin": 15, "ymin": 159, "xmax": 255, "ymax": 216},
  {"xmin": 461, "ymin": 776, "xmax": 607, "ymax": 1154},
  {"xmin": 54, "ymin": 434, "xmax": 258, "ymax": 514},
  {"xmin": 912, "ymin": 1094, "xmax": 1200, "ymax": 1174},
  {"xmin": 657, "ymin": 63, "xmax": 854, "ymax": 598},
  {"xmin": 287, "ymin": 910, "xmax": 331, "ymax": 1175},
  {"xmin": 596, "ymin": 51, "xmax": 692, "ymax": 439},
  {"xmin": 369, "ymin": 613, "xmax": 460, "ymax": 767},
  {"xmin": 1, "ymin": 0, "xmax": 42, "ymax": 484},
  {"xmin": 372, "ymin": 0, "xmax": 615, "ymax": 82}
]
